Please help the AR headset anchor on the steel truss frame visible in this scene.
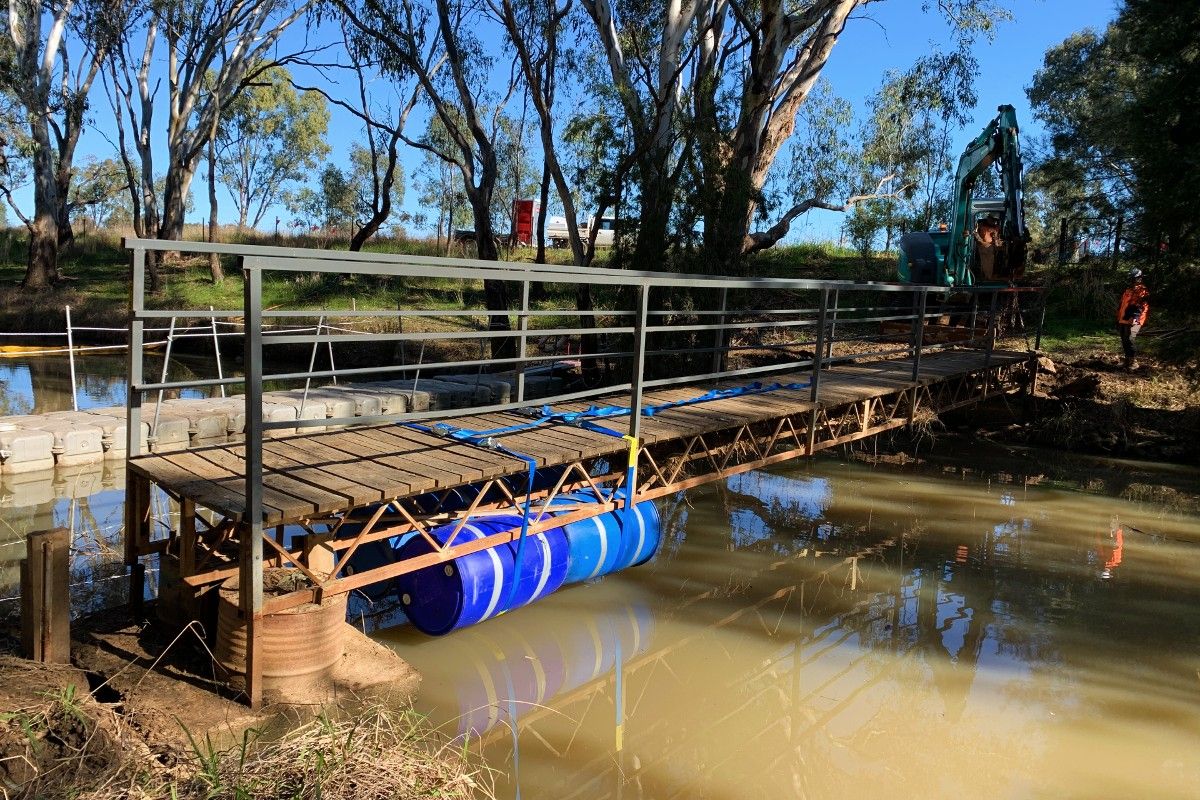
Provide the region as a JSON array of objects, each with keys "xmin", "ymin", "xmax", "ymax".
[{"xmin": 128, "ymin": 359, "xmax": 1022, "ymax": 627}]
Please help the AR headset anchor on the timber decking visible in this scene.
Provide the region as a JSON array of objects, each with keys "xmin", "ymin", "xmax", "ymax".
[{"xmin": 128, "ymin": 349, "xmax": 1028, "ymax": 524}]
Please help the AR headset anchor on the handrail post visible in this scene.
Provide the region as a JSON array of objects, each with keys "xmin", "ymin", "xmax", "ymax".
[
  {"xmin": 825, "ymin": 289, "xmax": 839, "ymax": 363},
  {"xmin": 124, "ymin": 246, "xmax": 146, "ymax": 613},
  {"xmin": 810, "ymin": 288, "xmax": 829, "ymax": 404},
  {"xmin": 909, "ymin": 290, "xmax": 928, "ymax": 425},
  {"xmin": 628, "ymin": 283, "xmax": 649, "ymax": 444},
  {"xmin": 241, "ymin": 259, "xmax": 264, "ymax": 709},
  {"xmin": 911, "ymin": 290, "xmax": 927, "ymax": 384},
  {"xmin": 210, "ymin": 306, "xmax": 225, "ymax": 398},
  {"xmin": 64, "ymin": 305, "xmax": 77, "ymax": 411},
  {"xmin": 808, "ymin": 288, "xmax": 829, "ymax": 454},
  {"xmin": 711, "ymin": 286, "xmax": 728, "ymax": 384},
  {"xmin": 517, "ymin": 275, "xmax": 531, "ymax": 403}
]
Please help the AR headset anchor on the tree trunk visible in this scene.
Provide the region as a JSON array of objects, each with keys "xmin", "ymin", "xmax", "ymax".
[
  {"xmin": 23, "ymin": 122, "xmax": 60, "ymax": 289},
  {"xmin": 467, "ymin": 193, "xmax": 514, "ymax": 363},
  {"xmin": 24, "ymin": 215, "xmax": 59, "ymax": 290},
  {"xmin": 630, "ymin": 156, "xmax": 673, "ymax": 271},
  {"xmin": 207, "ymin": 134, "xmax": 223, "ymax": 283},
  {"xmin": 159, "ymin": 158, "xmax": 196, "ymax": 241},
  {"xmin": 535, "ymin": 156, "xmax": 550, "ymax": 265}
]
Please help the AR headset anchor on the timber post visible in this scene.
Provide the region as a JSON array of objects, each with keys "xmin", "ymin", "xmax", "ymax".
[{"xmin": 20, "ymin": 528, "xmax": 71, "ymax": 664}]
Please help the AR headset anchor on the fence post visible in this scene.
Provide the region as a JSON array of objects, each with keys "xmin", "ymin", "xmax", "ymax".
[
  {"xmin": 241, "ymin": 260, "xmax": 265, "ymax": 709},
  {"xmin": 64, "ymin": 305, "xmax": 78, "ymax": 411},
  {"xmin": 20, "ymin": 528, "xmax": 70, "ymax": 664}
]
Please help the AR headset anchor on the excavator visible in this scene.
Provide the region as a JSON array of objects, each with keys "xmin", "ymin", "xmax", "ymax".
[{"xmin": 898, "ymin": 104, "xmax": 1030, "ymax": 287}]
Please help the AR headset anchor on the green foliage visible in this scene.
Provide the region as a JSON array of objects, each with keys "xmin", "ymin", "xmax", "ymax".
[
  {"xmin": 216, "ymin": 65, "xmax": 331, "ymax": 229},
  {"xmin": 786, "ymin": 80, "xmax": 857, "ymax": 206},
  {"xmin": 69, "ymin": 157, "xmax": 129, "ymax": 228},
  {"xmin": 1028, "ymin": 2, "xmax": 1200, "ymax": 259}
]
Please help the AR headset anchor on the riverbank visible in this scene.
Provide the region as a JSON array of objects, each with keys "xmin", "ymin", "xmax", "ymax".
[{"xmin": 0, "ymin": 604, "xmax": 488, "ymax": 799}]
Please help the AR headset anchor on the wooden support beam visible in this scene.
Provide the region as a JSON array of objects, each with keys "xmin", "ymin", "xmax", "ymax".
[
  {"xmin": 125, "ymin": 474, "xmax": 150, "ymax": 616},
  {"xmin": 20, "ymin": 528, "xmax": 71, "ymax": 664}
]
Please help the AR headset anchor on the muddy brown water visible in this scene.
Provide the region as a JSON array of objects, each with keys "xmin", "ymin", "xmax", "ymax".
[
  {"xmin": 4, "ymin": 354, "xmax": 1200, "ymax": 797},
  {"xmin": 376, "ymin": 451, "xmax": 1200, "ymax": 800}
]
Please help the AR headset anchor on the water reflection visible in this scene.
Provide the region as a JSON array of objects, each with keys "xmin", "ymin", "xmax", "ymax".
[
  {"xmin": 381, "ymin": 456, "xmax": 1200, "ymax": 800},
  {"xmin": 0, "ymin": 352, "xmax": 213, "ymax": 415},
  {"xmin": 0, "ymin": 461, "xmax": 136, "ymax": 618}
]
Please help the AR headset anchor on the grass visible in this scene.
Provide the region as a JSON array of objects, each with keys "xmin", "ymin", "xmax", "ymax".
[
  {"xmin": 173, "ymin": 705, "xmax": 492, "ymax": 800},
  {"xmin": 0, "ymin": 668, "xmax": 493, "ymax": 800},
  {"xmin": 0, "ymin": 228, "xmax": 886, "ymax": 337}
]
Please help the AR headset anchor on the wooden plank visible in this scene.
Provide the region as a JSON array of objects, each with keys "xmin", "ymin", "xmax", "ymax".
[
  {"xmin": 265, "ymin": 438, "xmax": 414, "ymax": 501},
  {"xmin": 176, "ymin": 449, "xmax": 336, "ymax": 520},
  {"xmin": 130, "ymin": 454, "xmax": 255, "ymax": 519},
  {"xmin": 327, "ymin": 430, "xmax": 470, "ymax": 489},
  {"xmin": 211, "ymin": 445, "xmax": 356, "ymax": 516},
  {"xmin": 370, "ymin": 426, "xmax": 515, "ymax": 479},
  {"xmin": 301, "ymin": 431, "xmax": 438, "ymax": 491},
  {"xmin": 452, "ymin": 410, "xmax": 624, "ymax": 460},
  {"xmin": 452, "ymin": 413, "xmax": 607, "ymax": 463},
  {"xmin": 260, "ymin": 440, "xmax": 386, "ymax": 506}
]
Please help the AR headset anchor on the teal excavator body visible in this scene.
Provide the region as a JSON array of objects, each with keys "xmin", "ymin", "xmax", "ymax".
[{"xmin": 898, "ymin": 104, "xmax": 1030, "ymax": 287}]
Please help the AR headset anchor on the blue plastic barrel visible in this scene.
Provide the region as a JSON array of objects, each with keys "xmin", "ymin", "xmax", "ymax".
[
  {"xmin": 546, "ymin": 490, "xmax": 662, "ymax": 583},
  {"xmin": 394, "ymin": 514, "xmax": 570, "ymax": 635}
]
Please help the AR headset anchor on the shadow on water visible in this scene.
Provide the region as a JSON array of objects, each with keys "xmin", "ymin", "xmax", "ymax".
[{"xmin": 375, "ymin": 453, "xmax": 1200, "ymax": 800}]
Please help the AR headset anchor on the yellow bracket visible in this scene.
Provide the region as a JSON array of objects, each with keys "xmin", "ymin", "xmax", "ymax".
[{"xmin": 622, "ymin": 434, "xmax": 639, "ymax": 469}]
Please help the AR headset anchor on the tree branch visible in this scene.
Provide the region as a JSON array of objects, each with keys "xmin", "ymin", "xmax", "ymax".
[{"xmin": 742, "ymin": 173, "xmax": 911, "ymax": 254}]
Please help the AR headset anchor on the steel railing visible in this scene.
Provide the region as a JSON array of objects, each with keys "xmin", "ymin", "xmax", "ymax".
[{"xmin": 123, "ymin": 237, "xmax": 1045, "ymax": 622}]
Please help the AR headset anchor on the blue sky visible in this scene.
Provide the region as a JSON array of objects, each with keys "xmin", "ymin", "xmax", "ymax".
[{"xmin": 47, "ymin": 0, "xmax": 1120, "ymax": 244}]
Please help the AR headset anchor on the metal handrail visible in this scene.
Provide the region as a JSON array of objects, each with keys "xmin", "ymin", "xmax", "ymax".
[{"xmin": 122, "ymin": 239, "xmax": 1045, "ymax": 665}]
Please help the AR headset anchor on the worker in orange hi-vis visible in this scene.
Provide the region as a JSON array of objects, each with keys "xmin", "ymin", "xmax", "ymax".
[{"xmin": 1116, "ymin": 267, "xmax": 1150, "ymax": 371}]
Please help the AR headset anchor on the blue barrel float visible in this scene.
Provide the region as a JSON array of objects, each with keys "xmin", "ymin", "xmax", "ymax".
[
  {"xmin": 339, "ymin": 474, "xmax": 662, "ymax": 634},
  {"xmin": 395, "ymin": 514, "xmax": 571, "ymax": 635},
  {"xmin": 546, "ymin": 489, "xmax": 661, "ymax": 584}
]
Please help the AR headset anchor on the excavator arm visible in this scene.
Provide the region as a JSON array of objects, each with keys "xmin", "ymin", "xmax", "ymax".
[{"xmin": 899, "ymin": 104, "xmax": 1030, "ymax": 287}]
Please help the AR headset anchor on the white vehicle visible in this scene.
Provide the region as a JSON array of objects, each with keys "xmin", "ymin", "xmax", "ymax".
[{"xmin": 546, "ymin": 215, "xmax": 617, "ymax": 248}]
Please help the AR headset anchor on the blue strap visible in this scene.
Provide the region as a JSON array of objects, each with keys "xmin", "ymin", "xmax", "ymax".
[{"xmin": 405, "ymin": 379, "xmax": 812, "ymax": 576}]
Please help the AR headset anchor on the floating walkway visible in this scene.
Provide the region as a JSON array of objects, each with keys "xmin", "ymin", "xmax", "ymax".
[{"xmin": 118, "ymin": 238, "xmax": 1043, "ymax": 707}]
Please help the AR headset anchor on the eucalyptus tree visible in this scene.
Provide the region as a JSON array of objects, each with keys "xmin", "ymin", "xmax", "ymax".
[
  {"xmin": 107, "ymin": 0, "xmax": 312, "ymax": 279},
  {"xmin": 216, "ymin": 65, "xmax": 330, "ymax": 230},
  {"xmin": 335, "ymin": 0, "xmax": 521, "ymax": 358},
  {"xmin": 292, "ymin": 21, "xmax": 422, "ymax": 251},
  {"xmin": 580, "ymin": 0, "xmax": 1009, "ymax": 271},
  {"xmin": 1, "ymin": 0, "xmax": 126, "ymax": 288}
]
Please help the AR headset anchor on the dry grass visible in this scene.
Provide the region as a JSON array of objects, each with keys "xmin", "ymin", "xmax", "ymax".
[
  {"xmin": 181, "ymin": 704, "xmax": 493, "ymax": 800},
  {"xmin": 0, "ymin": 655, "xmax": 492, "ymax": 800}
]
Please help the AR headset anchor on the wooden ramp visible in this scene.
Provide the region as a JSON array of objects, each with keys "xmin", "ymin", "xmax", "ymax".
[{"xmin": 129, "ymin": 348, "xmax": 1028, "ymax": 528}]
